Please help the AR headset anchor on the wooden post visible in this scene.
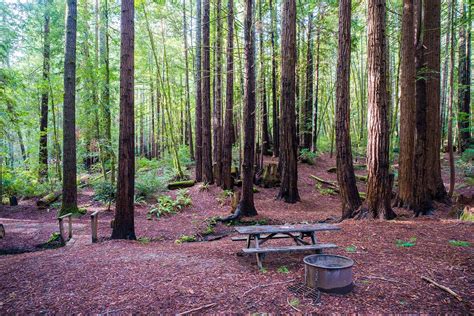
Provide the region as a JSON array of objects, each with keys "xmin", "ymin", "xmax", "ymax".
[
  {"xmin": 58, "ymin": 213, "xmax": 73, "ymax": 244},
  {"xmin": 91, "ymin": 210, "xmax": 99, "ymax": 243}
]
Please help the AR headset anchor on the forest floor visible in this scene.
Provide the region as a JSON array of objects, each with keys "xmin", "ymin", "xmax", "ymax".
[{"xmin": 1, "ymin": 154, "xmax": 473, "ymax": 314}]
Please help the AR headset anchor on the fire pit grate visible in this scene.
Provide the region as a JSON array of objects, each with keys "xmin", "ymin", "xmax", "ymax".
[{"xmin": 288, "ymin": 282, "xmax": 321, "ymax": 305}]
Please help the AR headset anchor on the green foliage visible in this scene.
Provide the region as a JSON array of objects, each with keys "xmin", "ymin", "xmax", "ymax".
[
  {"xmin": 345, "ymin": 245, "xmax": 357, "ymax": 253},
  {"xmin": 259, "ymin": 267, "xmax": 268, "ymax": 274},
  {"xmin": 217, "ymin": 189, "xmax": 234, "ymax": 206},
  {"xmin": 299, "ymin": 148, "xmax": 317, "ymax": 165},
  {"xmin": 1, "ymin": 167, "xmax": 54, "ymax": 198},
  {"xmin": 448, "ymin": 240, "xmax": 470, "ymax": 247},
  {"xmin": 395, "ymin": 237, "xmax": 417, "ymax": 248},
  {"xmin": 92, "ymin": 181, "xmax": 116, "ymax": 209},
  {"xmin": 288, "ymin": 298, "xmax": 300, "ymax": 308},
  {"xmin": 199, "ymin": 182, "xmax": 210, "ymax": 191},
  {"xmin": 147, "ymin": 189, "xmax": 192, "ymax": 219},
  {"xmin": 460, "ymin": 209, "xmax": 474, "ymax": 222},
  {"xmin": 175, "ymin": 235, "xmax": 196, "ymax": 244},
  {"xmin": 137, "ymin": 237, "xmax": 151, "ymax": 244},
  {"xmin": 277, "ymin": 266, "xmax": 290, "ymax": 274},
  {"xmin": 135, "ymin": 170, "xmax": 166, "ymax": 199},
  {"xmin": 47, "ymin": 232, "xmax": 61, "ymax": 244},
  {"xmin": 315, "ymin": 183, "xmax": 337, "ymax": 196}
]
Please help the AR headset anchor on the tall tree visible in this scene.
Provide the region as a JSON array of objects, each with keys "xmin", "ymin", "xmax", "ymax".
[
  {"xmin": 195, "ymin": 0, "xmax": 203, "ymax": 182},
  {"xmin": 61, "ymin": 0, "xmax": 78, "ymax": 215},
  {"xmin": 311, "ymin": 10, "xmax": 322, "ymax": 152},
  {"xmin": 213, "ymin": 0, "xmax": 223, "ymax": 185},
  {"xmin": 277, "ymin": 0, "xmax": 299, "ymax": 203},
  {"xmin": 270, "ymin": 0, "xmax": 279, "ymax": 157},
  {"xmin": 183, "ymin": 0, "xmax": 194, "ymax": 160},
  {"xmin": 201, "ymin": 0, "xmax": 213, "ymax": 183},
  {"xmin": 458, "ymin": 1, "xmax": 471, "ymax": 151},
  {"xmin": 258, "ymin": 0, "xmax": 270, "ymax": 156},
  {"xmin": 424, "ymin": 0, "xmax": 446, "ymax": 201},
  {"xmin": 447, "ymin": 0, "xmax": 456, "ymax": 196},
  {"xmin": 335, "ymin": 0, "xmax": 361, "ymax": 219},
  {"xmin": 39, "ymin": 0, "xmax": 51, "ymax": 181},
  {"xmin": 366, "ymin": 0, "xmax": 396, "ymax": 220},
  {"xmin": 112, "ymin": 0, "xmax": 136, "ymax": 240},
  {"xmin": 222, "ymin": 0, "xmax": 234, "ymax": 190},
  {"xmin": 238, "ymin": 0, "xmax": 258, "ymax": 216},
  {"xmin": 396, "ymin": 0, "xmax": 416, "ymax": 208},
  {"xmin": 301, "ymin": 11, "xmax": 313, "ymax": 150}
]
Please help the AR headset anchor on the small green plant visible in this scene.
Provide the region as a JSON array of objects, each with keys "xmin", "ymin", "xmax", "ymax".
[
  {"xmin": 288, "ymin": 298, "xmax": 300, "ymax": 308},
  {"xmin": 345, "ymin": 245, "xmax": 357, "ymax": 253},
  {"xmin": 47, "ymin": 232, "xmax": 61, "ymax": 244},
  {"xmin": 217, "ymin": 190, "xmax": 234, "ymax": 206},
  {"xmin": 137, "ymin": 237, "xmax": 151, "ymax": 244},
  {"xmin": 448, "ymin": 240, "xmax": 471, "ymax": 247},
  {"xmin": 315, "ymin": 183, "xmax": 337, "ymax": 196},
  {"xmin": 199, "ymin": 182, "xmax": 210, "ymax": 191},
  {"xmin": 259, "ymin": 267, "xmax": 268, "ymax": 274},
  {"xmin": 175, "ymin": 235, "xmax": 196, "ymax": 244},
  {"xmin": 396, "ymin": 237, "xmax": 417, "ymax": 248},
  {"xmin": 148, "ymin": 190, "xmax": 192, "ymax": 219},
  {"xmin": 299, "ymin": 148, "xmax": 317, "ymax": 165},
  {"xmin": 92, "ymin": 181, "xmax": 116, "ymax": 210},
  {"xmin": 277, "ymin": 266, "xmax": 290, "ymax": 274}
]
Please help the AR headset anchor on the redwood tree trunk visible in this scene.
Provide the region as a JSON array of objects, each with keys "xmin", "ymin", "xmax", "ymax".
[
  {"xmin": 222, "ymin": 0, "xmax": 234, "ymax": 190},
  {"xmin": 424, "ymin": 0, "xmax": 446, "ymax": 201},
  {"xmin": 39, "ymin": 0, "xmax": 51, "ymax": 181},
  {"xmin": 259, "ymin": 0, "xmax": 270, "ymax": 156},
  {"xmin": 201, "ymin": 0, "xmax": 213, "ymax": 184},
  {"xmin": 61, "ymin": 0, "xmax": 78, "ymax": 214},
  {"xmin": 195, "ymin": 0, "xmax": 203, "ymax": 182},
  {"xmin": 302, "ymin": 12, "xmax": 313, "ymax": 150},
  {"xmin": 112, "ymin": 0, "xmax": 136, "ymax": 240},
  {"xmin": 238, "ymin": 0, "xmax": 258, "ymax": 216},
  {"xmin": 458, "ymin": 1, "xmax": 471, "ymax": 151},
  {"xmin": 183, "ymin": 0, "xmax": 194, "ymax": 160},
  {"xmin": 270, "ymin": 0, "xmax": 279, "ymax": 157},
  {"xmin": 366, "ymin": 0, "xmax": 396, "ymax": 220},
  {"xmin": 335, "ymin": 0, "xmax": 361, "ymax": 219},
  {"xmin": 277, "ymin": 0, "xmax": 300, "ymax": 203},
  {"xmin": 213, "ymin": 0, "xmax": 223, "ymax": 185},
  {"xmin": 396, "ymin": 0, "xmax": 416, "ymax": 208}
]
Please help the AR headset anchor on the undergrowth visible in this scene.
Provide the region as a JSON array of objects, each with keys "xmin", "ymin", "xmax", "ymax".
[{"xmin": 147, "ymin": 189, "xmax": 192, "ymax": 219}]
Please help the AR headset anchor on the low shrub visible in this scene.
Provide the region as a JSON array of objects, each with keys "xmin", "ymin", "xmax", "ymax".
[
  {"xmin": 299, "ymin": 148, "xmax": 317, "ymax": 165},
  {"xmin": 92, "ymin": 181, "xmax": 116, "ymax": 210},
  {"xmin": 147, "ymin": 189, "xmax": 192, "ymax": 219}
]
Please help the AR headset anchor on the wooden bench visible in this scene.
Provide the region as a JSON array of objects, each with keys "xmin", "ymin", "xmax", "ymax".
[
  {"xmin": 242, "ymin": 243, "xmax": 337, "ymax": 254},
  {"xmin": 231, "ymin": 233, "xmax": 293, "ymax": 241}
]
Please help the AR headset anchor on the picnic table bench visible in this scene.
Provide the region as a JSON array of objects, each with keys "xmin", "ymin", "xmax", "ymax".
[{"xmin": 234, "ymin": 224, "xmax": 340, "ymax": 269}]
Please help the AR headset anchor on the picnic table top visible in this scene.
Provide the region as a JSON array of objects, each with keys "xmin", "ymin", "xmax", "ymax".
[{"xmin": 235, "ymin": 223, "xmax": 340, "ymax": 235}]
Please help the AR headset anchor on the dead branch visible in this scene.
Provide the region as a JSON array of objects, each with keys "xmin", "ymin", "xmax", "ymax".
[
  {"xmin": 241, "ymin": 279, "xmax": 296, "ymax": 298},
  {"xmin": 176, "ymin": 303, "xmax": 217, "ymax": 315},
  {"xmin": 421, "ymin": 276, "xmax": 462, "ymax": 302}
]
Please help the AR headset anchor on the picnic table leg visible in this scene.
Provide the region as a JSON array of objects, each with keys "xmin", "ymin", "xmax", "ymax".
[
  {"xmin": 254, "ymin": 234, "xmax": 264, "ymax": 269},
  {"xmin": 246, "ymin": 235, "xmax": 252, "ymax": 248},
  {"xmin": 310, "ymin": 232, "xmax": 322, "ymax": 253}
]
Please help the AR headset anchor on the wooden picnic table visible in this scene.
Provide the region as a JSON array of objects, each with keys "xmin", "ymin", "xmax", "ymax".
[{"xmin": 234, "ymin": 224, "xmax": 340, "ymax": 269}]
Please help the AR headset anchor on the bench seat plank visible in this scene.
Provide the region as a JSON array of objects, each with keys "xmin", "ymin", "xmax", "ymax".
[
  {"xmin": 235, "ymin": 224, "xmax": 340, "ymax": 235},
  {"xmin": 231, "ymin": 233, "xmax": 297, "ymax": 241},
  {"xmin": 242, "ymin": 243, "xmax": 337, "ymax": 254}
]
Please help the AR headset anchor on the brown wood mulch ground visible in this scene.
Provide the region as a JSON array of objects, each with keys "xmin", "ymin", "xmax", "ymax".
[{"xmin": 1, "ymin": 154, "xmax": 473, "ymax": 314}]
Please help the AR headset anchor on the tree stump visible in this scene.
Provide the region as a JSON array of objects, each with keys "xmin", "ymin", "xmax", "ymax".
[{"xmin": 261, "ymin": 163, "xmax": 280, "ymax": 188}]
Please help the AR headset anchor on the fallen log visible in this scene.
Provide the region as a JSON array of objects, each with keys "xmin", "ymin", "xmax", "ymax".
[
  {"xmin": 37, "ymin": 192, "xmax": 61, "ymax": 209},
  {"xmin": 167, "ymin": 180, "xmax": 196, "ymax": 190},
  {"xmin": 309, "ymin": 175, "xmax": 340, "ymax": 194},
  {"xmin": 327, "ymin": 164, "xmax": 367, "ymax": 173}
]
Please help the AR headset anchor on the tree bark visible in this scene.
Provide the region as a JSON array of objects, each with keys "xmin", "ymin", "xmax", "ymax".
[
  {"xmin": 112, "ymin": 0, "xmax": 136, "ymax": 240},
  {"xmin": 396, "ymin": 0, "xmax": 416, "ymax": 208},
  {"xmin": 39, "ymin": 0, "xmax": 51, "ymax": 181},
  {"xmin": 270, "ymin": 0, "xmax": 279, "ymax": 157},
  {"xmin": 238, "ymin": 0, "xmax": 258, "ymax": 216},
  {"xmin": 335, "ymin": 0, "xmax": 362, "ymax": 219},
  {"xmin": 302, "ymin": 12, "xmax": 313, "ymax": 150},
  {"xmin": 222, "ymin": 0, "xmax": 234, "ymax": 190},
  {"xmin": 424, "ymin": 0, "xmax": 446, "ymax": 201},
  {"xmin": 312, "ymin": 15, "xmax": 321, "ymax": 153},
  {"xmin": 213, "ymin": 0, "xmax": 223, "ymax": 185},
  {"xmin": 447, "ymin": 0, "xmax": 456, "ymax": 197},
  {"xmin": 277, "ymin": 0, "xmax": 300, "ymax": 203},
  {"xmin": 195, "ymin": 0, "xmax": 203, "ymax": 182},
  {"xmin": 201, "ymin": 0, "xmax": 213, "ymax": 183},
  {"xmin": 458, "ymin": 1, "xmax": 472, "ymax": 152},
  {"xmin": 258, "ymin": 0, "xmax": 270, "ymax": 156},
  {"xmin": 183, "ymin": 0, "xmax": 194, "ymax": 160},
  {"xmin": 61, "ymin": 0, "xmax": 78, "ymax": 214},
  {"xmin": 366, "ymin": 0, "xmax": 396, "ymax": 220}
]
